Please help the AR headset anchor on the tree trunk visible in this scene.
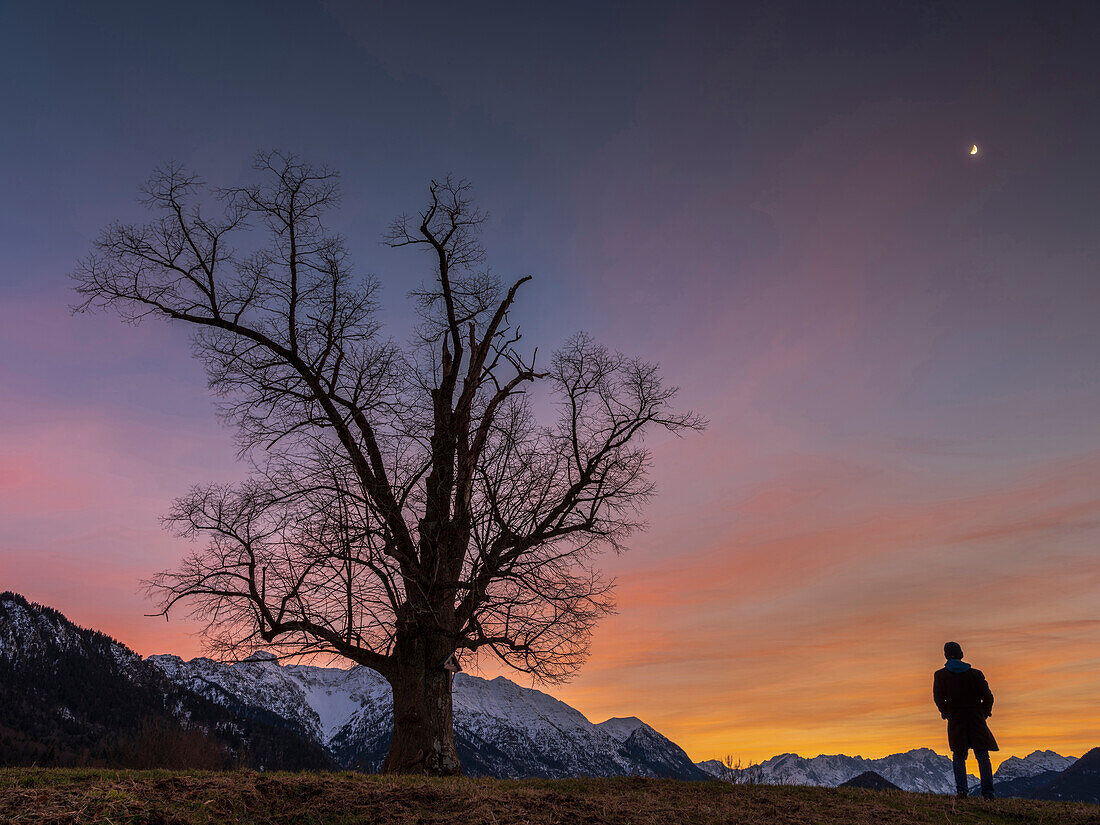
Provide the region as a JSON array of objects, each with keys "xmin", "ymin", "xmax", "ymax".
[{"xmin": 381, "ymin": 633, "xmax": 462, "ymax": 775}]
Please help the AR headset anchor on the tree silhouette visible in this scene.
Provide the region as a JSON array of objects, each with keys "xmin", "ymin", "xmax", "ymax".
[{"xmin": 73, "ymin": 152, "xmax": 704, "ymax": 774}]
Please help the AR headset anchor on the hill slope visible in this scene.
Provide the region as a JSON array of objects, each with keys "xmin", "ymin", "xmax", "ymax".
[
  {"xmin": 3, "ymin": 770, "xmax": 1099, "ymax": 825},
  {"xmin": 839, "ymin": 770, "xmax": 903, "ymax": 791}
]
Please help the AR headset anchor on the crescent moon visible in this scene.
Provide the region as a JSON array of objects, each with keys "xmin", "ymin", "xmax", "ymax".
[{"xmin": 970, "ymin": 144, "xmax": 979, "ymax": 155}]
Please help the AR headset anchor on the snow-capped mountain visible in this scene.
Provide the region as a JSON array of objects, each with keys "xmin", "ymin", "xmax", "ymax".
[
  {"xmin": 150, "ymin": 652, "xmax": 391, "ymax": 745},
  {"xmin": 993, "ymin": 750, "xmax": 1078, "ymax": 782},
  {"xmin": 150, "ymin": 653, "xmax": 707, "ymax": 779},
  {"xmin": 971, "ymin": 749, "xmax": 1084, "ymax": 800},
  {"xmin": 696, "ymin": 749, "xmax": 978, "ymax": 794},
  {"xmin": 1019, "ymin": 747, "xmax": 1100, "ymax": 803}
]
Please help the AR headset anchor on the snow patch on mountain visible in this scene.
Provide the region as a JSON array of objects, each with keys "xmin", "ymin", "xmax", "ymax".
[
  {"xmin": 597, "ymin": 716, "xmax": 647, "ymax": 742},
  {"xmin": 283, "ymin": 664, "xmax": 387, "ymax": 741},
  {"xmin": 455, "ymin": 675, "xmax": 595, "ymax": 739}
]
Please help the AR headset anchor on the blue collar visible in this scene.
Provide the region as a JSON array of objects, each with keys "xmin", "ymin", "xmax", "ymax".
[{"xmin": 945, "ymin": 659, "xmax": 971, "ymax": 673}]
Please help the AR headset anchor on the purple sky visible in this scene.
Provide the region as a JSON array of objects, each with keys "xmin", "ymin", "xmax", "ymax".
[{"xmin": 2, "ymin": 1, "xmax": 1099, "ymax": 763}]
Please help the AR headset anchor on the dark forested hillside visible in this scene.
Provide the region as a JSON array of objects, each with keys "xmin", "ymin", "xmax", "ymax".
[{"xmin": 0, "ymin": 592, "xmax": 330, "ymax": 770}]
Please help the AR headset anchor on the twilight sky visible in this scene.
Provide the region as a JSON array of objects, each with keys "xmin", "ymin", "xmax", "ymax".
[{"xmin": 2, "ymin": 1, "xmax": 1099, "ymax": 766}]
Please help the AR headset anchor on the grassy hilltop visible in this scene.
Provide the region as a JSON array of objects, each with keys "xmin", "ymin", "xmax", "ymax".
[{"xmin": 1, "ymin": 770, "xmax": 1098, "ymax": 825}]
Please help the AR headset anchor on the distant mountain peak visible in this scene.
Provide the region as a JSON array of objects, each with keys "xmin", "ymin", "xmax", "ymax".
[
  {"xmin": 993, "ymin": 749, "xmax": 1078, "ymax": 783},
  {"xmin": 241, "ymin": 651, "xmax": 280, "ymax": 663},
  {"xmin": 597, "ymin": 716, "xmax": 647, "ymax": 742}
]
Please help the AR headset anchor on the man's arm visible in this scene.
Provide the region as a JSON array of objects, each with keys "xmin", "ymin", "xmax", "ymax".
[
  {"xmin": 976, "ymin": 670, "xmax": 994, "ymax": 718},
  {"xmin": 933, "ymin": 671, "xmax": 949, "ymax": 718}
]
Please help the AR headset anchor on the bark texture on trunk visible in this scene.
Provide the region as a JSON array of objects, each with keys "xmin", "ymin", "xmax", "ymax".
[{"xmin": 381, "ymin": 634, "xmax": 462, "ymax": 775}]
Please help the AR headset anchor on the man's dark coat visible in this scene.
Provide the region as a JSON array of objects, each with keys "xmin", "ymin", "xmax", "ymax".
[{"xmin": 933, "ymin": 665, "xmax": 999, "ymax": 753}]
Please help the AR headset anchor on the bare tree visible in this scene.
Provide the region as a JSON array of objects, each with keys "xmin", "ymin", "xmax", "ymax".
[
  {"xmin": 723, "ymin": 755, "xmax": 765, "ymax": 784},
  {"xmin": 73, "ymin": 152, "xmax": 704, "ymax": 775}
]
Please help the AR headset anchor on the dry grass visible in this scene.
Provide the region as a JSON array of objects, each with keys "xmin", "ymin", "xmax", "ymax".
[{"xmin": 0, "ymin": 769, "xmax": 1097, "ymax": 825}]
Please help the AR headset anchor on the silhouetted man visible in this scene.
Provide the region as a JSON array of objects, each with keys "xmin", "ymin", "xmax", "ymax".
[{"xmin": 933, "ymin": 641, "xmax": 998, "ymax": 798}]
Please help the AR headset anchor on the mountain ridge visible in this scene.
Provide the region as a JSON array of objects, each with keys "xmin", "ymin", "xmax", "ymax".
[
  {"xmin": 150, "ymin": 651, "xmax": 707, "ymax": 779},
  {"xmin": 0, "ymin": 592, "xmax": 704, "ymax": 778},
  {"xmin": 2, "ymin": 591, "xmax": 1090, "ymax": 797}
]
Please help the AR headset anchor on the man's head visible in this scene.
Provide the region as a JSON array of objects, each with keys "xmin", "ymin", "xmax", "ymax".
[{"xmin": 944, "ymin": 641, "xmax": 964, "ymax": 660}]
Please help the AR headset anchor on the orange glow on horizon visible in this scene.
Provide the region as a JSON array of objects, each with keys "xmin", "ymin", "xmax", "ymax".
[{"xmin": 5, "ymin": 367, "xmax": 1100, "ymax": 774}]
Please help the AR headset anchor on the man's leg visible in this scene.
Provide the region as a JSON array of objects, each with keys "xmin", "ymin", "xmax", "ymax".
[
  {"xmin": 975, "ymin": 750, "xmax": 994, "ymax": 799},
  {"xmin": 952, "ymin": 750, "xmax": 969, "ymax": 797}
]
